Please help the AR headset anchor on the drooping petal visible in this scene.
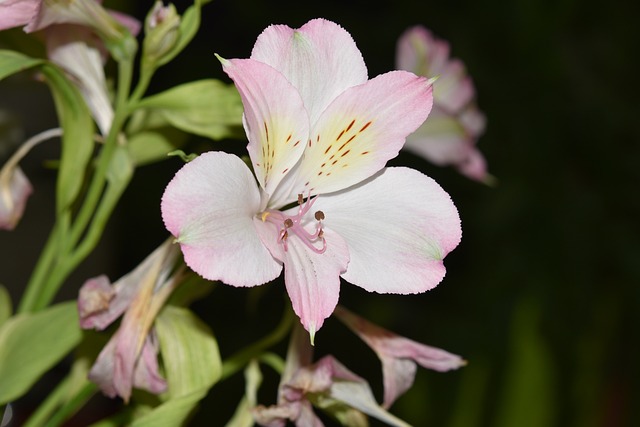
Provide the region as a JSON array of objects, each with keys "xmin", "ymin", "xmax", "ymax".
[
  {"xmin": 79, "ymin": 241, "xmax": 176, "ymax": 330},
  {"xmin": 0, "ymin": 0, "xmax": 39, "ymax": 31},
  {"xmin": 289, "ymin": 71, "xmax": 433, "ymax": 197},
  {"xmin": 334, "ymin": 306, "xmax": 466, "ymax": 408},
  {"xmin": 162, "ymin": 151, "xmax": 281, "ymax": 287},
  {"xmin": 314, "ymin": 167, "xmax": 461, "ymax": 294},
  {"xmin": 219, "ymin": 58, "xmax": 309, "ymax": 196},
  {"xmin": 46, "ymin": 24, "xmax": 114, "ymax": 135},
  {"xmin": 396, "ymin": 26, "xmax": 450, "ymax": 78},
  {"xmin": 251, "ymin": 18, "xmax": 368, "ymax": 125},
  {"xmin": 254, "ymin": 220, "xmax": 349, "ymax": 337},
  {"xmin": 0, "ymin": 165, "xmax": 32, "ymax": 230},
  {"xmin": 131, "ymin": 333, "xmax": 167, "ymax": 395}
]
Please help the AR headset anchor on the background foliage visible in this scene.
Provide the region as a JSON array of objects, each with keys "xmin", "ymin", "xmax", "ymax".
[{"xmin": 1, "ymin": 0, "xmax": 638, "ymax": 425}]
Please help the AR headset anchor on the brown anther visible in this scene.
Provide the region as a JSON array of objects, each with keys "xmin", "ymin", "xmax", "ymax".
[
  {"xmin": 284, "ymin": 218, "xmax": 294, "ymax": 228},
  {"xmin": 298, "ymin": 194, "xmax": 304, "ymax": 205},
  {"xmin": 318, "ymin": 230, "xmax": 324, "ymax": 238},
  {"xmin": 315, "ymin": 210, "xmax": 325, "ymax": 221}
]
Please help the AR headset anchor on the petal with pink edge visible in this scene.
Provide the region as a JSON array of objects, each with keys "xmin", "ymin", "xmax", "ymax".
[
  {"xmin": 219, "ymin": 58, "xmax": 309, "ymax": 196},
  {"xmin": 334, "ymin": 306, "xmax": 466, "ymax": 408},
  {"xmin": 0, "ymin": 0, "xmax": 39, "ymax": 31},
  {"xmin": 254, "ymin": 220, "xmax": 349, "ymax": 337},
  {"xmin": 314, "ymin": 167, "xmax": 461, "ymax": 294},
  {"xmin": 161, "ymin": 151, "xmax": 281, "ymax": 287},
  {"xmin": 292, "ymin": 71, "xmax": 433, "ymax": 197},
  {"xmin": 251, "ymin": 18, "xmax": 368, "ymax": 125}
]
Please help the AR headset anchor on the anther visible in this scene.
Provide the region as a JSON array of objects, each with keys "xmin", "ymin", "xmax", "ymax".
[
  {"xmin": 314, "ymin": 210, "xmax": 325, "ymax": 221},
  {"xmin": 284, "ymin": 218, "xmax": 294, "ymax": 228},
  {"xmin": 298, "ymin": 194, "xmax": 304, "ymax": 205}
]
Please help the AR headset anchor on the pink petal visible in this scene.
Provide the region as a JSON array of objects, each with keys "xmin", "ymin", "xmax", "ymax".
[
  {"xmin": 314, "ymin": 167, "xmax": 461, "ymax": 294},
  {"xmin": 251, "ymin": 18, "xmax": 368, "ymax": 125},
  {"xmin": 395, "ymin": 26, "xmax": 450, "ymax": 77},
  {"xmin": 131, "ymin": 333, "xmax": 167, "ymax": 395},
  {"xmin": 433, "ymin": 60, "xmax": 474, "ymax": 113},
  {"xmin": 0, "ymin": 0, "xmax": 39, "ymax": 31},
  {"xmin": 46, "ymin": 25, "xmax": 114, "ymax": 135},
  {"xmin": 334, "ymin": 306, "xmax": 466, "ymax": 408},
  {"xmin": 161, "ymin": 151, "xmax": 281, "ymax": 287},
  {"xmin": 255, "ymin": 220, "xmax": 349, "ymax": 337},
  {"xmin": 291, "ymin": 71, "xmax": 433, "ymax": 197},
  {"xmin": 219, "ymin": 58, "xmax": 309, "ymax": 198},
  {"xmin": 0, "ymin": 166, "xmax": 32, "ymax": 230}
]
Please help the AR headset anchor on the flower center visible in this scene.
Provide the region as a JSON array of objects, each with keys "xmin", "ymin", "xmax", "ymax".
[{"xmin": 261, "ymin": 194, "xmax": 326, "ymax": 254}]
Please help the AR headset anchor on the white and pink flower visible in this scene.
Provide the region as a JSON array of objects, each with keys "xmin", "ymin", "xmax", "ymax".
[{"xmin": 161, "ymin": 19, "xmax": 462, "ymax": 339}]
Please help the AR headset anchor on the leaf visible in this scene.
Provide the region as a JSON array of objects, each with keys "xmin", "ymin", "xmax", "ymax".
[
  {"xmin": 136, "ymin": 79, "xmax": 243, "ymax": 140},
  {"xmin": 126, "ymin": 128, "xmax": 187, "ymax": 166},
  {"xmin": 40, "ymin": 63, "xmax": 95, "ymax": 213},
  {"xmin": 129, "ymin": 389, "xmax": 207, "ymax": 427},
  {"xmin": 155, "ymin": 306, "xmax": 221, "ymax": 398},
  {"xmin": 0, "ymin": 285, "xmax": 11, "ymax": 327},
  {"xmin": 0, "ymin": 301, "xmax": 82, "ymax": 404},
  {"xmin": 0, "ymin": 50, "xmax": 43, "ymax": 81}
]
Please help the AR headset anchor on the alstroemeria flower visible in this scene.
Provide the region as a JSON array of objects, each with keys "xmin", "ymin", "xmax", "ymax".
[
  {"xmin": 0, "ymin": 127, "xmax": 61, "ymax": 230},
  {"xmin": 78, "ymin": 239, "xmax": 182, "ymax": 402},
  {"xmin": 334, "ymin": 306, "xmax": 466, "ymax": 408},
  {"xmin": 396, "ymin": 25, "xmax": 491, "ymax": 183},
  {"xmin": 161, "ymin": 18, "xmax": 461, "ymax": 338}
]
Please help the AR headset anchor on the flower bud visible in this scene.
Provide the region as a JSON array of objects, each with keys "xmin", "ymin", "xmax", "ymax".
[{"xmin": 142, "ymin": 1, "xmax": 181, "ymax": 66}]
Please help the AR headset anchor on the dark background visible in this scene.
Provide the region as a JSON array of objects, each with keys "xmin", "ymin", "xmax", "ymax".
[{"xmin": 1, "ymin": 0, "xmax": 638, "ymax": 425}]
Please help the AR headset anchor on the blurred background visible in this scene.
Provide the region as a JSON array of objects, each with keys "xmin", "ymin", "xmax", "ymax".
[{"xmin": 1, "ymin": 0, "xmax": 638, "ymax": 425}]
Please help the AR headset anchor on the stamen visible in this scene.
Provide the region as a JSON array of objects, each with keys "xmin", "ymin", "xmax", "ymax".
[{"xmin": 260, "ymin": 196, "xmax": 327, "ymax": 254}]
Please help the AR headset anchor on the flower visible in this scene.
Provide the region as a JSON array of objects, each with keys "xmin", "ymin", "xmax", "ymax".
[
  {"xmin": 396, "ymin": 25, "xmax": 491, "ymax": 184},
  {"xmin": 0, "ymin": 128, "xmax": 62, "ymax": 230},
  {"xmin": 78, "ymin": 239, "xmax": 182, "ymax": 402},
  {"xmin": 253, "ymin": 324, "xmax": 410, "ymax": 427},
  {"xmin": 161, "ymin": 18, "xmax": 462, "ymax": 340},
  {"xmin": 0, "ymin": 164, "xmax": 32, "ymax": 230},
  {"xmin": 334, "ymin": 306, "xmax": 466, "ymax": 408},
  {"xmin": 0, "ymin": 0, "xmax": 139, "ymax": 61}
]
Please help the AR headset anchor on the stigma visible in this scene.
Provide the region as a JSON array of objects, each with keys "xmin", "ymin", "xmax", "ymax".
[{"xmin": 261, "ymin": 194, "xmax": 327, "ymax": 254}]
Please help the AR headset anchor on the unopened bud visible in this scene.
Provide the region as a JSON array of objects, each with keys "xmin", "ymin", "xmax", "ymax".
[{"xmin": 143, "ymin": 1, "xmax": 181, "ymax": 64}]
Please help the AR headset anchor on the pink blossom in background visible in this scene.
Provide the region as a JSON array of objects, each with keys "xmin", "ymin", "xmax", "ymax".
[
  {"xmin": 161, "ymin": 19, "xmax": 462, "ymax": 340},
  {"xmin": 396, "ymin": 25, "xmax": 493, "ymax": 184},
  {"xmin": 0, "ymin": 165, "xmax": 32, "ymax": 230},
  {"xmin": 78, "ymin": 240, "xmax": 181, "ymax": 402}
]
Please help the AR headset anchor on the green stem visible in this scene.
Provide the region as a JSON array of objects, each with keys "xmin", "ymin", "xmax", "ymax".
[
  {"xmin": 44, "ymin": 382, "xmax": 97, "ymax": 427},
  {"xmin": 21, "ymin": 374, "xmax": 71, "ymax": 427},
  {"xmin": 18, "ymin": 224, "xmax": 60, "ymax": 313},
  {"xmin": 220, "ymin": 305, "xmax": 294, "ymax": 381}
]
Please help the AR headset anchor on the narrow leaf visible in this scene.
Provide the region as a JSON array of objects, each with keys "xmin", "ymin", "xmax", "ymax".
[
  {"xmin": 0, "ymin": 285, "xmax": 11, "ymax": 327},
  {"xmin": 40, "ymin": 64, "xmax": 94, "ymax": 213},
  {"xmin": 130, "ymin": 389, "xmax": 207, "ymax": 427},
  {"xmin": 0, "ymin": 301, "xmax": 82, "ymax": 404},
  {"xmin": 0, "ymin": 50, "xmax": 43, "ymax": 81}
]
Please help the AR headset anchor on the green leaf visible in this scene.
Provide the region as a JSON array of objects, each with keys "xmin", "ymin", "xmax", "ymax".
[
  {"xmin": 136, "ymin": 79, "xmax": 243, "ymax": 140},
  {"xmin": 0, "ymin": 50, "xmax": 43, "ymax": 81},
  {"xmin": 0, "ymin": 301, "xmax": 82, "ymax": 404},
  {"xmin": 127, "ymin": 128, "xmax": 187, "ymax": 166},
  {"xmin": 155, "ymin": 306, "xmax": 221, "ymax": 398},
  {"xmin": 130, "ymin": 389, "xmax": 207, "ymax": 427},
  {"xmin": 0, "ymin": 285, "xmax": 11, "ymax": 327},
  {"xmin": 493, "ymin": 299, "xmax": 557, "ymax": 427},
  {"xmin": 40, "ymin": 64, "xmax": 95, "ymax": 213}
]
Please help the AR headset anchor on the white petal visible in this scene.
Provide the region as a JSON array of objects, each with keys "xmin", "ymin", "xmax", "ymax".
[
  {"xmin": 314, "ymin": 167, "xmax": 461, "ymax": 294},
  {"xmin": 161, "ymin": 152, "xmax": 281, "ymax": 286}
]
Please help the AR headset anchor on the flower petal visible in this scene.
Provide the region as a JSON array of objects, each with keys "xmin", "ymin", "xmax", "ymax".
[
  {"xmin": 335, "ymin": 306, "xmax": 466, "ymax": 408},
  {"xmin": 0, "ymin": 0, "xmax": 39, "ymax": 31},
  {"xmin": 251, "ymin": 18, "xmax": 368, "ymax": 125},
  {"xmin": 46, "ymin": 25, "xmax": 114, "ymax": 135},
  {"xmin": 290, "ymin": 71, "xmax": 433, "ymax": 197},
  {"xmin": 314, "ymin": 167, "xmax": 461, "ymax": 294},
  {"xmin": 0, "ymin": 165, "xmax": 32, "ymax": 230},
  {"xmin": 254, "ymin": 220, "xmax": 349, "ymax": 337},
  {"xmin": 162, "ymin": 151, "xmax": 281, "ymax": 286},
  {"xmin": 219, "ymin": 58, "xmax": 309, "ymax": 197}
]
